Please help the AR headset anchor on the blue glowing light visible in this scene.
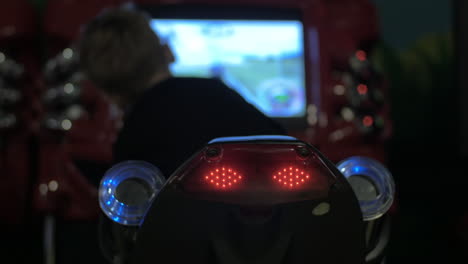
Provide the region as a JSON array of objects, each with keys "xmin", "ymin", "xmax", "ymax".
[
  {"xmin": 337, "ymin": 156, "xmax": 395, "ymax": 221},
  {"xmin": 209, "ymin": 135, "xmax": 298, "ymax": 144},
  {"xmin": 352, "ymin": 166, "xmax": 363, "ymax": 174},
  {"xmin": 99, "ymin": 161, "xmax": 166, "ymax": 226}
]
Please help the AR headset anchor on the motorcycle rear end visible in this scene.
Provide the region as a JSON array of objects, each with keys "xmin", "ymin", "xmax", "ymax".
[{"xmin": 98, "ymin": 135, "xmax": 395, "ymax": 264}]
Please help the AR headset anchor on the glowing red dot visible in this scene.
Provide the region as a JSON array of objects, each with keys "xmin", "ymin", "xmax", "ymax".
[
  {"xmin": 222, "ymin": 173, "xmax": 225, "ymax": 176},
  {"xmin": 228, "ymin": 176, "xmax": 231, "ymax": 179},
  {"xmin": 211, "ymin": 180, "xmax": 214, "ymax": 183},
  {"xmin": 290, "ymin": 167, "xmax": 293, "ymax": 170},
  {"xmin": 238, "ymin": 176, "xmax": 242, "ymax": 179},
  {"xmin": 284, "ymin": 182, "xmax": 287, "ymax": 185},
  {"xmin": 234, "ymin": 180, "xmax": 237, "ymax": 183},
  {"xmin": 296, "ymin": 182, "xmax": 299, "ymax": 185},
  {"xmin": 216, "ymin": 169, "xmax": 219, "ymax": 172},
  {"xmin": 205, "ymin": 176, "xmax": 209, "ymax": 179},
  {"xmin": 228, "ymin": 169, "xmax": 232, "ymax": 172},
  {"xmin": 290, "ymin": 184, "xmax": 293, "ymax": 187},
  {"xmin": 229, "ymin": 183, "xmax": 231, "ymax": 186},
  {"xmin": 363, "ymin": 116, "xmax": 374, "ymax": 127},
  {"xmin": 296, "ymin": 175, "xmax": 299, "ymax": 178},
  {"xmin": 301, "ymin": 179, "xmax": 304, "ymax": 182},
  {"xmin": 306, "ymin": 175, "xmax": 310, "ymax": 179},
  {"xmin": 222, "ymin": 179, "xmax": 225, "ymax": 182},
  {"xmin": 216, "ymin": 176, "xmax": 219, "ymax": 179},
  {"xmin": 216, "ymin": 183, "xmax": 219, "ymax": 186},
  {"xmin": 279, "ymin": 179, "xmax": 282, "ymax": 182},
  {"xmin": 290, "ymin": 178, "xmax": 293, "ymax": 182},
  {"xmin": 222, "ymin": 185, "xmax": 226, "ymax": 188},
  {"xmin": 356, "ymin": 50, "xmax": 367, "ymax": 61},
  {"xmin": 222, "ymin": 167, "xmax": 225, "ymax": 170},
  {"xmin": 273, "ymin": 176, "xmax": 277, "ymax": 179},
  {"xmin": 357, "ymin": 84, "xmax": 368, "ymax": 95}
]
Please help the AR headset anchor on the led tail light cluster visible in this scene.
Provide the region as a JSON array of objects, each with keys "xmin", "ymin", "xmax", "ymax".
[
  {"xmin": 273, "ymin": 166, "xmax": 310, "ymax": 188},
  {"xmin": 204, "ymin": 165, "xmax": 312, "ymax": 190},
  {"xmin": 174, "ymin": 136, "xmax": 335, "ymax": 205},
  {"xmin": 205, "ymin": 167, "xmax": 242, "ymax": 188}
]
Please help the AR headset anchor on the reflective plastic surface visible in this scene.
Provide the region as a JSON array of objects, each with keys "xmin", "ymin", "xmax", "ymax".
[
  {"xmin": 337, "ymin": 156, "xmax": 395, "ymax": 221},
  {"xmin": 172, "ymin": 138, "xmax": 336, "ymax": 205},
  {"xmin": 99, "ymin": 161, "xmax": 165, "ymax": 226}
]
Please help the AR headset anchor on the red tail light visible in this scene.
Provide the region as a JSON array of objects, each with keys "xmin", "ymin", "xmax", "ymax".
[
  {"xmin": 273, "ymin": 166, "xmax": 310, "ymax": 188},
  {"xmin": 169, "ymin": 136, "xmax": 337, "ymax": 205},
  {"xmin": 205, "ymin": 167, "xmax": 242, "ymax": 188}
]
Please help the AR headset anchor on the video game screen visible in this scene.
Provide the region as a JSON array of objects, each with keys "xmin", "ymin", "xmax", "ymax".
[{"xmin": 150, "ymin": 19, "xmax": 306, "ymax": 118}]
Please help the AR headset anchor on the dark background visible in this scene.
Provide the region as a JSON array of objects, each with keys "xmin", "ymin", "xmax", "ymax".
[{"xmin": 371, "ymin": 0, "xmax": 467, "ymax": 262}]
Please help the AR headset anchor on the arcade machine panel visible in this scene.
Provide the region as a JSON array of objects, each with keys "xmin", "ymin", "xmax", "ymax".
[
  {"xmin": 134, "ymin": 0, "xmax": 391, "ymax": 163},
  {"xmin": 0, "ymin": 0, "xmax": 39, "ymax": 226},
  {"xmin": 148, "ymin": 6, "xmax": 308, "ymax": 129},
  {"xmin": 37, "ymin": 0, "xmax": 390, "ymax": 211},
  {"xmin": 34, "ymin": 0, "xmax": 124, "ymax": 221},
  {"xmin": 35, "ymin": 45, "xmax": 119, "ymax": 220}
]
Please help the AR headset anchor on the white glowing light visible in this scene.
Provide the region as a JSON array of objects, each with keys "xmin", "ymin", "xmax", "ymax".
[
  {"xmin": 62, "ymin": 48, "xmax": 74, "ymax": 59},
  {"xmin": 64, "ymin": 83, "xmax": 74, "ymax": 94},
  {"xmin": 48, "ymin": 180, "xmax": 59, "ymax": 192},
  {"xmin": 341, "ymin": 107, "xmax": 355, "ymax": 121},
  {"xmin": 333, "ymin": 84, "xmax": 346, "ymax": 95},
  {"xmin": 39, "ymin": 184, "xmax": 48, "ymax": 196},
  {"xmin": 61, "ymin": 119, "xmax": 72, "ymax": 130}
]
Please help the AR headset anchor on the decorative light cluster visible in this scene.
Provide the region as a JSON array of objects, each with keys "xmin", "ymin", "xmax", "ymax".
[
  {"xmin": 273, "ymin": 166, "xmax": 310, "ymax": 188},
  {"xmin": 205, "ymin": 167, "xmax": 242, "ymax": 188}
]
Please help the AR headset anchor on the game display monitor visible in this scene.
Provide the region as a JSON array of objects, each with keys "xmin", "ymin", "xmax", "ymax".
[{"xmin": 146, "ymin": 6, "xmax": 307, "ymax": 121}]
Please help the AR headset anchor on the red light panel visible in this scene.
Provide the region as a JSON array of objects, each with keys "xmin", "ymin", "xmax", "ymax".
[
  {"xmin": 205, "ymin": 167, "xmax": 242, "ymax": 189},
  {"xmin": 273, "ymin": 166, "xmax": 310, "ymax": 188},
  {"xmin": 356, "ymin": 50, "xmax": 367, "ymax": 61}
]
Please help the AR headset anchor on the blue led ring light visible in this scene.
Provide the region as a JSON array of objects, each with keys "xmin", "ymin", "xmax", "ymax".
[
  {"xmin": 99, "ymin": 161, "xmax": 165, "ymax": 226},
  {"xmin": 337, "ymin": 157, "xmax": 395, "ymax": 221}
]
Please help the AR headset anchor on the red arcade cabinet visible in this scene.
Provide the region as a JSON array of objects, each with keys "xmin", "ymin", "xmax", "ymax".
[
  {"xmin": 0, "ymin": 0, "xmax": 39, "ymax": 228},
  {"xmin": 36, "ymin": 0, "xmax": 122, "ymax": 221},
  {"xmin": 39, "ymin": 0, "xmax": 390, "ymax": 182}
]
